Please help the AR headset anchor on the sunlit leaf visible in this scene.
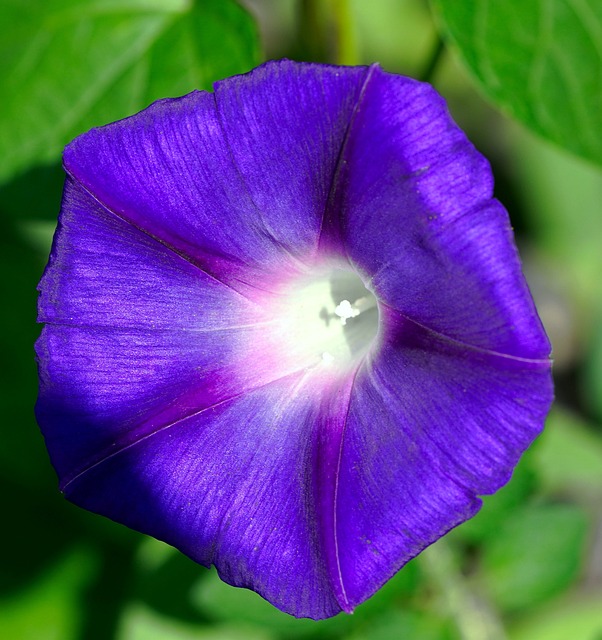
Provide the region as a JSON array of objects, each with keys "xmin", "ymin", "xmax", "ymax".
[
  {"xmin": 117, "ymin": 603, "xmax": 273, "ymax": 640},
  {"xmin": 480, "ymin": 504, "xmax": 589, "ymax": 611},
  {"xmin": 348, "ymin": 610, "xmax": 455, "ymax": 640},
  {"xmin": 532, "ymin": 407, "xmax": 602, "ymax": 497},
  {"xmin": 0, "ymin": 0, "xmax": 259, "ymax": 185},
  {"xmin": 432, "ymin": 0, "xmax": 602, "ymax": 165},
  {"xmin": 451, "ymin": 456, "xmax": 536, "ymax": 544},
  {"xmin": 509, "ymin": 594, "xmax": 602, "ymax": 640}
]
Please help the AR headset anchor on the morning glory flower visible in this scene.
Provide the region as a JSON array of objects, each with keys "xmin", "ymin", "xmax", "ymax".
[{"xmin": 35, "ymin": 60, "xmax": 553, "ymax": 619}]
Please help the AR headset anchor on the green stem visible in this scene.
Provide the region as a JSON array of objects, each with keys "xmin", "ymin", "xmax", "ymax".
[
  {"xmin": 297, "ymin": 0, "xmax": 327, "ymax": 62},
  {"xmin": 331, "ymin": 0, "xmax": 358, "ymax": 65},
  {"xmin": 420, "ymin": 541, "xmax": 507, "ymax": 640},
  {"xmin": 420, "ymin": 34, "xmax": 445, "ymax": 83}
]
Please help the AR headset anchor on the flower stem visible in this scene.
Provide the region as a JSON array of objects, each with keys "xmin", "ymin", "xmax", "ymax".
[
  {"xmin": 420, "ymin": 541, "xmax": 507, "ymax": 640},
  {"xmin": 331, "ymin": 0, "xmax": 358, "ymax": 65},
  {"xmin": 420, "ymin": 34, "xmax": 445, "ymax": 83},
  {"xmin": 297, "ymin": 0, "xmax": 327, "ymax": 61}
]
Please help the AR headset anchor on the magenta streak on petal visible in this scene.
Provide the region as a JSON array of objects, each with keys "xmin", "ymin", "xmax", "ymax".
[
  {"xmin": 59, "ymin": 366, "xmax": 313, "ymax": 494},
  {"xmin": 59, "ymin": 369, "xmax": 343, "ymax": 618},
  {"xmin": 39, "ymin": 179, "xmax": 358, "ymax": 506}
]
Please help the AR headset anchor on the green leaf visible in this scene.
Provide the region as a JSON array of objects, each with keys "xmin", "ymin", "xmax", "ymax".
[
  {"xmin": 191, "ymin": 568, "xmax": 351, "ymax": 637},
  {"xmin": 117, "ymin": 604, "xmax": 274, "ymax": 640},
  {"xmin": 509, "ymin": 594, "xmax": 602, "ymax": 640},
  {"xmin": 348, "ymin": 610, "xmax": 455, "ymax": 640},
  {"xmin": 191, "ymin": 561, "xmax": 421, "ymax": 637},
  {"xmin": 451, "ymin": 454, "xmax": 536, "ymax": 544},
  {"xmin": 0, "ymin": 0, "xmax": 259, "ymax": 185},
  {"xmin": 480, "ymin": 504, "xmax": 589, "ymax": 612},
  {"xmin": 0, "ymin": 548, "xmax": 98, "ymax": 640},
  {"xmin": 532, "ymin": 407, "xmax": 602, "ymax": 497},
  {"xmin": 431, "ymin": 0, "xmax": 602, "ymax": 165}
]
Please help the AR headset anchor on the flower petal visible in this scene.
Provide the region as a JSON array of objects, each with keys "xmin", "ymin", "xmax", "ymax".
[
  {"xmin": 39, "ymin": 178, "xmax": 257, "ymax": 330},
  {"xmin": 36, "ymin": 61, "xmax": 554, "ymax": 621},
  {"xmin": 54, "ymin": 371, "xmax": 352, "ymax": 619},
  {"xmin": 37, "ymin": 179, "xmax": 296, "ymax": 487},
  {"xmin": 332, "ymin": 312, "xmax": 553, "ymax": 608},
  {"xmin": 330, "ymin": 67, "xmax": 549, "ymax": 359},
  {"xmin": 63, "ymin": 61, "xmax": 371, "ymax": 291},
  {"xmin": 212, "ymin": 60, "xmax": 368, "ymax": 263}
]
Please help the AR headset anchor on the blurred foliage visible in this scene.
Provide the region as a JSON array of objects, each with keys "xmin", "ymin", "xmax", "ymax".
[
  {"xmin": 0, "ymin": 0, "xmax": 259, "ymax": 184},
  {"xmin": 1, "ymin": 0, "xmax": 601, "ymax": 639},
  {"xmin": 480, "ymin": 504, "xmax": 588, "ymax": 612},
  {"xmin": 433, "ymin": 0, "xmax": 602, "ymax": 167}
]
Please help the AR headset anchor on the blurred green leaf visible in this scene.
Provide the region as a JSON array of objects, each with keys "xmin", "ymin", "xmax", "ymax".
[
  {"xmin": 192, "ymin": 560, "xmax": 422, "ymax": 637},
  {"xmin": 509, "ymin": 594, "xmax": 602, "ymax": 640},
  {"xmin": 350, "ymin": 0, "xmax": 436, "ymax": 75},
  {"xmin": 131, "ymin": 540, "xmax": 211, "ymax": 625},
  {"xmin": 0, "ymin": 0, "xmax": 259, "ymax": 185},
  {"xmin": 480, "ymin": 504, "xmax": 589, "ymax": 612},
  {"xmin": 191, "ymin": 568, "xmax": 351, "ymax": 637},
  {"xmin": 583, "ymin": 312, "xmax": 602, "ymax": 422},
  {"xmin": 348, "ymin": 610, "xmax": 456, "ymax": 640},
  {"xmin": 0, "ymin": 547, "xmax": 98, "ymax": 640},
  {"xmin": 0, "ymin": 225, "xmax": 51, "ymax": 489},
  {"xmin": 17, "ymin": 220, "xmax": 57, "ymax": 255},
  {"xmin": 508, "ymin": 127, "xmax": 602, "ymax": 306},
  {"xmin": 452, "ymin": 455, "xmax": 536, "ymax": 544},
  {"xmin": 351, "ymin": 557, "xmax": 422, "ymax": 619},
  {"xmin": 419, "ymin": 540, "xmax": 504, "ymax": 640},
  {"xmin": 0, "ymin": 162, "xmax": 65, "ymax": 221},
  {"xmin": 532, "ymin": 407, "xmax": 602, "ymax": 497},
  {"xmin": 117, "ymin": 603, "xmax": 273, "ymax": 640},
  {"xmin": 432, "ymin": 0, "xmax": 602, "ymax": 165}
]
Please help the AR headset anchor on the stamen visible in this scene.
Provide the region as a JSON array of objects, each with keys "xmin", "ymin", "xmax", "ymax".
[
  {"xmin": 334, "ymin": 300, "xmax": 360, "ymax": 325},
  {"xmin": 261, "ymin": 266, "xmax": 379, "ymax": 375}
]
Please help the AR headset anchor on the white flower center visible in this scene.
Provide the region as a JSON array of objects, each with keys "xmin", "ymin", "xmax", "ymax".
[{"xmin": 265, "ymin": 267, "xmax": 379, "ymax": 375}]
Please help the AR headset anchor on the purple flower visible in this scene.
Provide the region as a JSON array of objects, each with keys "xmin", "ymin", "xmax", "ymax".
[{"xmin": 36, "ymin": 60, "xmax": 553, "ymax": 619}]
